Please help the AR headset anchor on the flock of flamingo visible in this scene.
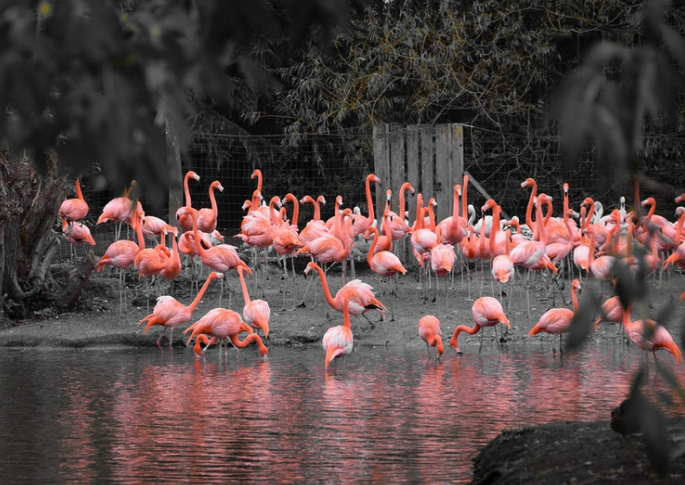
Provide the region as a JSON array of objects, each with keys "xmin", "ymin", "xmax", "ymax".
[{"xmin": 57, "ymin": 169, "xmax": 685, "ymax": 370}]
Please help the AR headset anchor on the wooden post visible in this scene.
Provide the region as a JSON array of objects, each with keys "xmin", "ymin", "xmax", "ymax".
[{"xmin": 166, "ymin": 118, "xmax": 183, "ymax": 226}]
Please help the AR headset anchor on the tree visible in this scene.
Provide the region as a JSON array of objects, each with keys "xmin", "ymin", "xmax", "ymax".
[{"xmin": 0, "ymin": 0, "xmax": 349, "ymax": 320}]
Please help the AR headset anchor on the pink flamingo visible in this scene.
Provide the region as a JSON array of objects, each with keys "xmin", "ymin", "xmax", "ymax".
[
  {"xmin": 367, "ymin": 226, "xmax": 406, "ymax": 304},
  {"xmin": 351, "ymin": 173, "xmax": 381, "ymax": 238},
  {"xmin": 59, "ymin": 178, "xmax": 89, "ymax": 221},
  {"xmin": 322, "ymin": 294, "xmax": 354, "ymax": 370},
  {"xmin": 96, "ymin": 237, "xmax": 139, "ymax": 315},
  {"xmin": 437, "ymin": 183, "xmax": 468, "ymax": 246},
  {"xmin": 528, "ymin": 279, "xmax": 581, "ymax": 352},
  {"xmin": 298, "ymin": 195, "xmax": 329, "ymax": 246},
  {"xmin": 585, "ymin": 225, "xmax": 615, "ymax": 281},
  {"xmin": 184, "ymin": 308, "xmax": 267, "ymax": 359},
  {"xmin": 449, "ymin": 296, "xmax": 511, "ymax": 354},
  {"xmin": 622, "ymin": 309, "xmax": 682, "ymax": 364},
  {"xmin": 385, "ymin": 182, "xmax": 414, "ymax": 242},
  {"xmin": 594, "ymin": 296, "xmax": 628, "ymax": 331},
  {"xmin": 418, "ymin": 315, "xmax": 444, "ymax": 360},
  {"xmin": 181, "ymin": 206, "xmax": 252, "ymax": 306},
  {"xmin": 237, "ymin": 266, "xmax": 271, "ymax": 338},
  {"xmin": 138, "ymin": 271, "xmax": 224, "ymax": 350},
  {"xmin": 62, "ymin": 220, "xmax": 96, "ymax": 246},
  {"xmin": 304, "ymin": 261, "xmax": 386, "ymax": 330},
  {"xmin": 197, "ymin": 180, "xmax": 223, "ymax": 233},
  {"xmin": 175, "ymin": 171, "xmax": 200, "ymax": 232}
]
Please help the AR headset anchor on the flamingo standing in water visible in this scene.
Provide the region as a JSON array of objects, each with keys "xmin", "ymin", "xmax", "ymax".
[
  {"xmin": 184, "ymin": 308, "xmax": 267, "ymax": 359},
  {"xmin": 418, "ymin": 315, "xmax": 444, "ymax": 360},
  {"xmin": 622, "ymin": 309, "xmax": 682, "ymax": 365},
  {"xmin": 59, "ymin": 178, "xmax": 89, "ymax": 221},
  {"xmin": 138, "ymin": 271, "xmax": 224, "ymax": 350},
  {"xmin": 176, "ymin": 171, "xmax": 200, "ymax": 232},
  {"xmin": 237, "ymin": 266, "xmax": 271, "ymax": 338},
  {"xmin": 528, "ymin": 279, "xmax": 581, "ymax": 353},
  {"xmin": 449, "ymin": 296, "xmax": 510, "ymax": 354},
  {"xmin": 322, "ymin": 294, "xmax": 354, "ymax": 370}
]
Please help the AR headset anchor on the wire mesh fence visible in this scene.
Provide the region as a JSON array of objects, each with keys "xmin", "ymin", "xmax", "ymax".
[{"xmin": 73, "ymin": 125, "xmax": 685, "ymax": 262}]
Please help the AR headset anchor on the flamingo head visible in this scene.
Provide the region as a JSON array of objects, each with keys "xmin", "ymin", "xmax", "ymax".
[
  {"xmin": 251, "ymin": 169, "xmax": 262, "ymax": 180},
  {"xmin": 481, "ymin": 199, "xmax": 496, "ymax": 212},
  {"xmin": 211, "ymin": 181, "xmax": 224, "ymax": 192},
  {"xmin": 521, "ymin": 178, "xmax": 535, "ymax": 188},
  {"xmin": 304, "ymin": 262, "xmax": 318, "ymax": 276},
  {"xmin": 641, "ymin": 197, "xmax": 656, "ymax": 207},
  {"xmin": 318, "ymin": 195, "xmax": 327, "ymax": 206},
  {"xmin": 563, "ymin": 182, "xmax": 569, "ymax": 194},
  {"xmin": 187, "ymin": 171, "xmax": 200, "ymax": 181}
]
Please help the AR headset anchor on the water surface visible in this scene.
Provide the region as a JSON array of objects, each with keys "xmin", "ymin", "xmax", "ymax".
[{"xmin": 0, "ymin": 341, "xmax": 682, "ymax": 483}]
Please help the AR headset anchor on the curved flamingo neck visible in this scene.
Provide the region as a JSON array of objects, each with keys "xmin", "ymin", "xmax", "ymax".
[
  {"xmin": 189, "ymin": 209, "xmax": 207, "ymax": 258},
  {"xmin": 310, "ymin": 263, "xmax": 337, "ymax": 307},
  {"xmin": 183, "ymin": 172, "xmax": 194, "ymax": 207},
  {"xmin": 399, "ymin": 182, "xmax": 412, "ymax": 219},
  {"xmin": 415, "ymin": 194, "xmax": 424, "ymax": 230},
  {"xmin": 525, "ymin": 180, "xmax": 537, "ymax": 230},
  {"xmin": 462, "ymin": 174, "xmax": 469, "ymax": 223},
  {"xmin": 190, "ymin": 274, "xmax": 219, "ymax": 311},
  {"xmin": 534, "ymin": 197, "xmax": 548, "ymax": 244},
  {"xmin": 237, "ymin": 267, "xmax": 252, "ymax": 306},
  {"xmin": 364, "ymin": 175, "xmax": 377, "ymax": 225},
  {"xmin": 562, "ymin": 183, "xmax": 569, "ymax": 215},
  {"xmin": 252, "ymin": 169, "xmax": 263, "ymax": 193},
  {"xmin": 132, "ymin": 209, "xmax": 146, "ymax": 249},
  {"xmin": 284, "ymin": 194, "xmax": 299, "ymax": 227},
  {"xmin": 453, "ymin": 184, "xmax": 461, "ymax": 219},
  {"xmin": 75, "ymin": 178, "xmax": 84, "ymax": 201},
  {"xmin": 571, "ymin": 283, "xmax": 579, "ymax": 312},
  {"xmin": 342, "ymin": 296, "xmax": 351, "ymax": 330},
  {"xmin": 489, "ymin": 203, "xmax": 501, "ymax": 254},
  {"xmin": 230, "ymin": 332, "xmax": 265, "ymax": 351},
  {"xmin": 315, "ymin": 196, "xmax": 325, "ymax": 220},
  {"xmin": 209, "ymin": 182, "xmax": 219, "ymax": 216},
  {"xmin": 367, "ymin": 227, "xmax": 379, "ymax": 260}
]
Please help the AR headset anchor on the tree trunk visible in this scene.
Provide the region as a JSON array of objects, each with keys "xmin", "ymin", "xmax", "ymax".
[{"xmin": 0, "ymin": 152, "xmax": 90, "ymax": 319}]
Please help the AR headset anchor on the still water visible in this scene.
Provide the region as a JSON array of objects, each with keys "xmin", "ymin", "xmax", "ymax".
[{"xmin": 1, "ymin": 341, "xmax": 683, "ymax": 484}]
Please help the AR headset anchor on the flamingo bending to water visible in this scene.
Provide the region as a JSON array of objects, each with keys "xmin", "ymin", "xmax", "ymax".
[{"xmin": 449, "ymin": 296, "xmax": 510, "ymax": 354}]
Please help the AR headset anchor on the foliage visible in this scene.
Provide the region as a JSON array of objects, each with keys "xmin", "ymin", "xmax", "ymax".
[
  {"xmin": 555, "ymin": 0, "xmax": 685, "ymax": 474},
  {"xmin": 0, "ymin": 0, "xmax": 349, "ymax": 204}
]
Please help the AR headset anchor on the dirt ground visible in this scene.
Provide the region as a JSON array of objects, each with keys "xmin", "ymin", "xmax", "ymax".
[{"xmin": 2, "ymin": 256, "xmax": 685, "ymax": 483}]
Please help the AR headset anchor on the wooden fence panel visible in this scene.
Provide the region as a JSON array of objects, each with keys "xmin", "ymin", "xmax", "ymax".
[{"xmin": 373, "ymin": 123, "xmax": 464, "ymax": 262}]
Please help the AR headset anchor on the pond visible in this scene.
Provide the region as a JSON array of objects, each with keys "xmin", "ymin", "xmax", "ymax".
[{"xmin": 0, "ymin": 340, "xmax": 683, "ymax": 483}]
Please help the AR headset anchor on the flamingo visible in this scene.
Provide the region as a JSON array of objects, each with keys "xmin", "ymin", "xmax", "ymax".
[
  {"xmin": 184, "ymin": 307, "xmax": 267, "ymax": 359},
  {"xmin": 59, "ymin": 178, "xmax": 89, "ymax": 221},
  {"xmin": 192, "ymin": 334, "xmax": 216, "ymax": 358},
  {"xmin": 385, "ymin": 182, "xmax": 414, "ymax": 242},
  {"xmin": 62, "ymin": 220, "xmax": 96, "ymax": 246},
  {"xmin": 96, "ymin": 237, "xmax": 139, "ymax": 315},
  {"xmin": 366, "ymin": 226, "xmax": 407, "ymax": 290},
  {"xmin": 585, "ymin": 225, "xmax": 615, "ymax": 282},
  {"xmin": 304, "ymin": 261, "xmax": 386, "ymax": 329},
  {"xmin": 197, "ymin": 180, "xmax": 223, "ymax": 233},
  {"xmin": 528, "ymin": 279, "xmax": 581, "ymax": 352},
  {"xmin": 237, "ymin": 266, "xmax": 271, "ymax": 338},
  {"xmin": 141, "ymin": 214, "xmax": 167, "ymax": 242},
  {"xmin": 138, "ymin": 271, "xmax": 224, "ymax": 350},
  {"xmin": 594, "ymin": 296, "xmax": 628, "ymax": 331},
  {"xmin": 322, "ymin": 294, "xmax": 353, "ymax": 370},
  {"xmin": 449, "ymin": 296, "xmax": 510, "ymax": 354},
  {"xmin": 181, "ymin": 206, "xmax": 252, "ymax": 306},
  {"xmin": 622, "ymin": 309, "xmax": 682, "ymax": 364},
  {"xmin": 297, "ymin": 208, "xmax": 353, "ymax": 271},
  {"xmin": 299, "ymin": 195, "xmax": 329, "ymax": 246},
  {"xmin": 351, "ymin": 173, "xmax": 381, "ymax": 238},
  {"xmin": 97, "ymin": 181, "xmax": 142, "ymax": 239},
  {"xmin": 175, "ymin": 171, "xmax": 200, "ymax": 232},
  {"xmin": 430, "ymin": 225, "xmax": 456, "ymax": 302},
  {"xmin": 436, "ymin": 183, "xmax": 468, "ymax": 246},
  {"xmin": 418, "ymin": 315, "xmax": 444, "ymax": 360}
]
